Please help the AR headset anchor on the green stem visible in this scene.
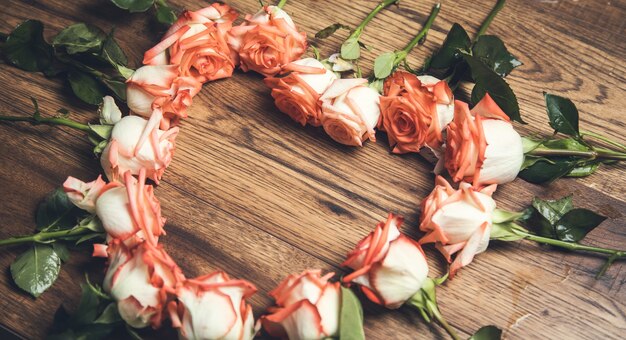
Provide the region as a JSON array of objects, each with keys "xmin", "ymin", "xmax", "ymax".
[
  {"xmin": 0, "ymin": 114, "xmax": 91, "ymax": 132},
  {"xmin": 276, "ymin": 0, "xmax": 288, "ymax": 9},
  {"xmin": 596, "ymin": 253, "xmax": 620, "ymax": 278},
  {"xmin": 521, "ymin": 232, "xmax": 626, "ymax": 258},
  {"xmin": 0, "ymin": 228, "xmax": 93, "ymax": 247},
  {"xmin": 581, "ymin": 130, "xmax": 626, "ymax": 152},
  {"xmin": 348, "ymin": 0, "xmax": 399, "ymax": 41},
  {"xmin": 428, "ymin": 300, "xmax": 461, "ymax": 340},
  {"xmin": 528, "ymin": 147, "xmax": 626, "ymax": 161},
  {"xmin": 394, "ymin": 3, "xmax": 441, "ymax": 67},
  {"xmin": 475, "ymin": 0, "xmax": 507, "ymax": 40}
]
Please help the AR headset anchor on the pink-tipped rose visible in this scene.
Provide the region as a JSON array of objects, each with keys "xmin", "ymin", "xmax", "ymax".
[{"xmin": 63, "ymin": 175, "xmax": 107, "ymax": 213}]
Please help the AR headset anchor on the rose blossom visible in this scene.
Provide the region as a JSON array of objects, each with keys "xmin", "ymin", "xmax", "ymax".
[
  {"xmin": 100, "ymin": 239, "xmax": 184, "ymax": 329},
  {"xmin": 228, "ymin": 5, "xmax": 307, "ymax": 77},
  {"xmin": 320, "ymin": 78, "xmax": 381, "ymax": 146},
  {"xmin": 342, "ymin": 213, "xmax": 429, "ymax": 309},
  {"xmin": 126, "ymin": 65, "xmax": 202, "ymax": 130},
  {"xmin": 444, "ymin": 93, "xmax": 524, "ymax": 186},
  {"xmin": 169, "ymin": 271, "xmax": 257, "ymax": 340},
  {"xmin": 261, "ymin": 270, "xmax": 340, "ymax": 339},
  {"xmin": 100, "ymin": 115, "xmax": 178, "ymax": 183},
  {"xmin": 63, "ymin": 175, "xmax": 107, "ymax": 213},
  {"xmin": 264, "ymin": 58, "xmax": 337, "ymax": 126},
  {"xmin": 379, "ymin": 71, "xmax": 454, "ymax": 154},
  {"xmin": 143, "ymin": 4, "xmax": 239, "ymax": 83},
  {"xmin": 419, "ymin": 176, "xmax": 497, "ymax": 277}
]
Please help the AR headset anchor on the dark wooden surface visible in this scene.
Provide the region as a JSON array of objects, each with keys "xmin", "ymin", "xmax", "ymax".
[{"xmin": 0, "ymin": 0, "xmax": 625, "ymax": 338}]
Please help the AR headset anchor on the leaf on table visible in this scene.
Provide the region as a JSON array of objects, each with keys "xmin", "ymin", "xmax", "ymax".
[
  {"xmin": 555, "ymin": 208, "xmax": 606, "ymax": 242},
  {"xmin": 472, "ymin": 35, "xmax": 522, "ymax": 77},
  {"xmin": 544, "ymin": 93, "xmax": 580, "ymax": 137},
  {"xmin": 518, "ymin": 158, "xmax": 578, "ymax": 184},
  {"xmin": 339, "ymin": 286, "xmax": 365, "ymax": 340},
  {"xmin": 52, "ymin": 243, "xmax": 70, "ymax": 262},
  {"xmin": 373, "ymin": 51, "xmax": 396, "ymax": 79},
  {"xmin": 1, "ymin": 20, "xmax": 54, "ymax": 72},
  {"xmin": 540, "ymin": 137, "xmax": 590, "ymax": 152},
  {"xmin": 566, "ymin": 162, "xmax": 600, "ymax": 177},
  {"xmin": 100, "ymin": 29, "xmax": 127, "ymax": 67},
  {"xmin": 428, "ymin": 23, "xmax": 471, "ymax": 70},
  {"xmin": 469, "ymin": 325, "xmax": 502, "ymax": 340},
  {"xmin": 53, "ymin": 23, "xmax": 107, "ymax": 55},
  {"xmin": 110, "ymin": 0, "xmax": 154, "ymax": 13},
  {"xmin": 315, "ymin": 23, "xmax": 350, "ymax": 39},
  {"xmin": 10, "ymin": 244, "xmax": 61, "ymax": 297},
  {"xmin": 68, "ymin": 70, "xmax": 106, "ymax": 105},
  {"xmin": 36, "ymin": 188, "xmax": 84, "ymax": 232},
  {"xmin": 532, "ymin": 195, "xmax": 573, "ymax": 225},
  {"xmin": 341, "ymin": 37, "xmax": 360, "ymax": 60},
  {"xmin": 101, "ymin": 78, "xmax": 127, "ymax": 101},
  {"xmin": 155, "ymin": 2, "xmax": 177, "ymax": 25}
]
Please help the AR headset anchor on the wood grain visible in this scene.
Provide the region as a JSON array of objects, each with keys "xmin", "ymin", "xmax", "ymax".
[{"xmin": 0, "ymin": 0, "xmax": 625, "ymax": 339}]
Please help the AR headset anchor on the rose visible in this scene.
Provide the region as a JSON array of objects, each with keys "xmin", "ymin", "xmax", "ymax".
[
  {"xmin": 126, "ymin": 65, "xmax": 202, "ymax": 130},
  {"xmin": 342, "ymin": 213, "xmax": 429, "ymax": 309},
  {"xmin": 419, "ymin": 176, "xmax": 497, "ymax": 277},
  {"xmin": 444, "ymin": 94, "xmax": 524, "ymax": 186},
  {"xmin": 320, "ymin": 78, "xmax": 381, "ymax": 146},
  {"xmin": 228, "ymin": 5, "xmax": 307, "ymax": 77},
  {"xmin": 95, "ymin": 170, "xmax": 165, "ymax": 243},
  {"xmin": 169, "ymin": 271, "xmax": 257, "ymax": 340},
  {"xmin": 143, "ymin": 4, "xmax": 238, "ymax": 83},
  {"xmin": 261, "ymin": 270, "xmax": 340, "ymax": 339},
  {"xmin": 264, "ymin": 58, "xmax": 337, "ymax": 127},
  {"xmin": 63, "ymin": 175, "xmax": 107, "ymax": 213},
  {"xmin": 100, "ymin": 239, "xmax": 184, "ymax": 329},
  {"xmin": 100, "ymin": 115, "xmax": 178, "ymax": 183},
  {"xmin": 379, "ymin": 71, "xmax": 454, "ymax": 153}
]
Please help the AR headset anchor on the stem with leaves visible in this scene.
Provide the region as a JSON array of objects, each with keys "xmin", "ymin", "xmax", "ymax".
[
  {"xmin": 527, "ymin": 146, "xmax": 626, "ymax": 161},
  {"xmin": 475, "ymin": 0, "xmax": 507, "ymax": 39},
  {"xmin": 0, "ymin": 98, "xmax": 90, "ymax": 132},
  {"xmin": 0, "ymin": 227, "xmax": 94, "ymax": 246},
  {"xmin": 352, "ymin": 0, "xmax": 399, "ymax": 40},
  {"xmin": 393, "ymin": 3, "xmax": 441, "ymax": 67},
  {"xmin": 428, "ymin": 301, "xmax": 460, "ymax": 340},
  {"xmin": 581, "ymin": 130, "xmax": 626, "ymax": 152}
]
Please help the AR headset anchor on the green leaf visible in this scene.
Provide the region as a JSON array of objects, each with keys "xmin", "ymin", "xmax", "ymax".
[
  {"xmin": 89, "ymin": 124, "xmax": 114, "ymax": 140},
  {"xmin": 100, "ymin": 30, "xmax": 127, "ymax": 67},
  {"xmin": 155, "ymin": 2, "xmax": 177, "ymax": 25},
  {"xmin": 315, "ymin": 23, "xmax": 350, "ymax": 39},
  {"xmin": 339, "ymin": 286, "xmax": 365, "ymax": 340},
  {"xmin": 52, "ymin": 243, "xmax": 70, "ymax": 262},
  {"xmin": 463, "ymin": 54, "xmax": 523, "ymax": 123},
  {"xmin": 341, "ymin": 37, "xmax": 360, "ymax": 60},
  {"xmin": 519, "ymin": 158, "xmax": 578, "ymax": 184},
  {"xmin": 101, "ymin": 78, "xmax": 127, "ymax": 101},
  {"xmin": 94, "ymin": 303, "xmax": 122, "ymax": 324},
  {"xmin": 68, "ymin": 70, "xmax": 106, "ymax": 105},
  {"xmin": 521, "ymin": 155, "xmax": 552, "ymax": 170},
  {"xmin": 540, "ymin": 138, "xmax": 590, "ymax": 152},
  {"xmin": 110, "ymin": 0, "xmax": 154, "ymax": 12},
  {"xmin": 77, "ymin": 215, "xmax": 105, "ymax": 233},
  {"xmin": 544, "ymin": 93, "xmax": 580, "ymax": 137},
  {"xmin": 472, "ymin": 35, "xmax": 522, "ymax": 77},
  {"xmin": 532, "ymin": 195, "xmax": 573, "ymax": 225},
  {"xmin": 469, "ymin": 325, "xmax": 502, "ymax": 340},
  {"xmin": 2, "ymin": 20, "xmax": 54, "ymax": 72},
  {"xmin": 566, "ymin": 162, "xmax": 600, "ymax": 177},
  {"xmin": 429, "ymin": 23, "xmax": 471, "ymax": 69},
  {"xmin": 75, "ymin": 233, "xmax": 105, "ymax": 245},
  {"xmin": 11, "ymin": 244, "xmax": 61, "ymax": 297},
  {"xmin": 53, "ymin": 23, "xmax": 107, "ymax": 55},
  {"xmin": 490, "ymin": 222, "xmax": 527, "ymax": 241},
  {"xmin": 36, "ymin": 188, "xmax": 84, "ymax": 232},
  {"xmin": 373, "ymin": 52, "xmax": 396, "ymax": 79},
  {"xmin": 555, "ymin": 208, "xmax": 606, "ymax": 242}
]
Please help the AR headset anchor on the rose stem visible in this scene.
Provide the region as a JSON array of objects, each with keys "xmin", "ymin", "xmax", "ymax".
[
  {"xmin": 0, "ymin": 228, "xmax": 93, "ymax": 247},
  {"xmin": 519, "ymin": 231, "xmax": 626, "ymax": 260},
  {"xmin": 0, "ymin": 113, "xmax": 91, "ymax": 132},
  {"xmin": 346, "ymin": 0, "xmax": 400, "ymax": 42},
  {"xmin": 581, "ymin": 130, "xmax": 626, "ymax": 152},
  {"xmin": 276, "ymin": 0, "xmax": 288, "ymax": 9},
  {"xmin": 393, "ymin": 3, "xmax": 441, "ymax": 67},
  {"xmin": 427, "ymin": 300, "xmax": 461, "ymax": 340},
  {"xmin": 475, "ymin": 0, "xmax": 507, "ymax": 39},
  {"xmin": 527, "ymin": 146, "xmax": 626, "ymax": 161}
]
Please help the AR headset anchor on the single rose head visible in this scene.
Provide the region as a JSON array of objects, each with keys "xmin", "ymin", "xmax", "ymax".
[
  {"xmin": 169, "ymin": 271, "xmax": 257, "ymax": 340},
  {"xmin": 126, "ymin": 65, "xmax": 202, "ymax": 129},
  {"xmin": 101, "ymin": 239, "xmax": 184, "ymax": 329},
  {"xmin": 320, "ymin": 78, "xmax": 381, "ymax": 147},
  {"xmin": 100, "ymin": 115, "xmax": 178, "ymax": 183},
  {"xmin": 445, "ymin": 94, "xmax": 524, "ymax": 186},
  {"xmin": 261, "ymin": 270, "xmax": 340, "ymax": 339},
  {"xmin": 63, "ymin": 175, "xmax": 107, "ymax": 213},
  {"xmin": 419, "ymin": 176, "xmax": 497, "ymax": 277},
  {"xmin": 342, "ymin": 213, "xmax": 429, "ymax": 309},
  {"xmin": 264, "ymin": 58, "xmax": 337, "ymax": 127},
  {"xmin": 379, "ymin": 71, "xmax": 454, "ymax": 154},
  {"xmin": 228, "ymin": 5, "xmax": 307, "ymax": 77},
  {"xmin": 95, "ymin": 170, "xmax": 165, "ymax": 243}
]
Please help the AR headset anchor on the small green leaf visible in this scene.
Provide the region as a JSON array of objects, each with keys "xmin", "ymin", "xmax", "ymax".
[
  {"xmin": 555, "ymin": 208, "xmax": 606, "ymax": 242},
  {"xmin": 110, "ymin": 0, "xmax": 154, "ymax": 12},
  {"xmin": 519, "ymin": 158, "xmax": 578, "ymax": 184},
  {"xmin": 52, "ymin": 243, "xmax": 70, "ymax": 262},
  {"xmin": 77, "ymin": 215, "xmax": 105, "ymax": 233},
  {"xmin": 339, "ymin": 286, "xmax": 365, "ymax": 340},
  {"xmin": 566, "ymin": 162, "xmax": 600, "ymax": 177},
  {"xmin": 429, "ymin": 23, "xmax": 471, "ymax": 70},
  {"xmin": 75, "ymin": 233, "xmax": 105, "ymax": 245},
  {"xmin": 341, "ymin": 37, "xmax": 360, "ymax": 60},
  {"xmin": 89, "ymin": 124, "xmax": 114, "ymax": 141},
  {"xmin": 315, "ymin": 23, "xmax": 350, "ymax": 39},
  {"xmin": 155, "ymin": 2, "xmax": 177, "ymax": 25},
  {"xmin": 36, "ymin": 188, "xmax": 84, "ymax": 232},
  {"xmin": 2, "ymin": 20, "xmax": 54, "ymax": 72},
  {"xmin": 469, "ymin": 325, "xmax": 502, "ymax": 340},
  {"xmin": 94, "ymin": 303, "xmax": 122, "ymax": 324},
  {"xmin": 369, "ymin": 79, "xmax": 384, "ymax": 93},
  {"xmin": 490, "ymin": 222, "xmax": 527, "ymax": 241},
  {"xmin": 100, "ymin": 30, "xmax": 128, "ymax": 67},
  {"xmin": 68, "ymin": 70, "xmax": 106, "ymax": 105},
  {"xmin": 540, "ymin": 138, "xmax": 590, "ymax": 152},
  {"xmin": 472, "ymin": 35, "xmax": 522, "ymax": 77},
  {"xmin": 11, "ymin": 244, "xmax": 61, "ymax": 297},
  {"xmin": 544, "ymin": 93, "xmax": 580, "ymax": 137},
  {"xmin": 53, "ymin": 23, "xmax": 107, "ymax": 55},
  {"xmin": 532, "ymin": 195, "xmax": 573, "ymax": 225},
  {"xmin": 101, "ymin": 78, "xmax": 127, "ymax": 101},
  {"xmin": 373, "ymin": 52, "xmax": 396, "ymax": 79},
  {"xmin": 521, "ymin": 155, "xmax": 552, "ymax": 170}
]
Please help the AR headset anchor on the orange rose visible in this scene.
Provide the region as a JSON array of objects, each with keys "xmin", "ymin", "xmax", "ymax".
[
  {"xmin": 228, "ymin": 5, "xmax": 307, "ymax": 77},
  {"xmin": 143, "ymin": 4, "xmax": 238, "ymax": 83},
  {"xmin": 379, "ymin": 71, "xmax": 454, "ymax": 153},
  {"xmin": 264, "ymin": 58, "xmax": 336, "ymax": 126}
]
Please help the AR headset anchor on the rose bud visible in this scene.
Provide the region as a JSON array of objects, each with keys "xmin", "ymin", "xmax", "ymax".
[
  {"xmin": 100, "ymin": 115, "xmax": 178, "ymax": 183},
  {"xmin": 143, "ymin": 4, "xmax": 239, "ymax": 83},
  {"xmin": 342, "ymin": 213, "xmax": 429, "ymax": 309},
  {"xmin": 264, "ymin": 58, "xmax": 337, "ymax": 127},
  {"xmin": 261, "ymin": 270, "xmax": 341, "ymax": 339},
  {"xmin": 445, "ymin": 94, "xmax": 524, "ymax": 186},
  {"xmin": 100, "ymin": 239, "xmax": 184, "ymax": 329},
  {"xmin": 228, "ymin": 5, "xmax": 307, "ymax": 77},
  {"xmin": 126, "ymin": 65, "xmax": 202, "ymax": 130},
  {"xmin": 95, "ymin": 170, "xmax": 165, "ymax": 243},
  {"xmin": 63, "ymin": 175, "xmax": 107, "ymax": 213},
  {"xmin": 379, "ymin": 71, "xmax": 454, "ymax": 154},
  {"xmin": 419, "ymin": 176, "xmax": 497, "ymax": 277},
  {"xmin": 320, "ymin": 78, "xmax": 381, "ymax": 147},
  {"xmin": 169, "ymin": 271, "xmax": 257, "ymax": 340}
]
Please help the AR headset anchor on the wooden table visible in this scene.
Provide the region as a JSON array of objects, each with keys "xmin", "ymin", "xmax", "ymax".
[{"xmin": 0, "ymin": 0, "xmax": 624, "ymax": 338}]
